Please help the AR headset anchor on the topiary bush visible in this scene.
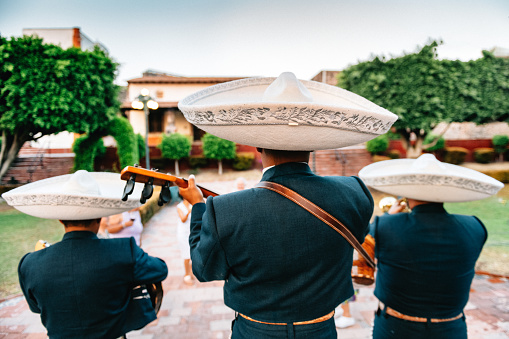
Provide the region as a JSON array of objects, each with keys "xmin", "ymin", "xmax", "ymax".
[
  {"xmin": 233, "ymin": 152, "xmax": 255, "ymax": 171},
  {"xmin": 473, "ymin": 147, "xmax": 496, "ymax": 164},
  {"xmin": 71, "ymin": 116, "xmax": 138, "ymax": 172},
  {"xmin": 202, "ymin": 133, "xmax": 236, "ymax": 175},
  {"xmin": 387, "ymin": 149, "xmax": 401, "ymax": 159},
  {"xmin": 158, "ymin": 133, "xmax": 192, "ymax": 176},
  {"xmin": 108, "ymin": 116, "xmax": 138, "ymax": 169},
  {"xmin": 366, "ymin": 134, "xmax": 389, "ymax": 155},
  {"xmin": 480, "ymin": 169, "xmax": 509, "ymax": 183},
  {"xmin": 136, "ymin": 133, "xmax": 145, "ymax": 161},
  {"xmin": 372, "ymin": 155, "xmax": 392, "ymax": 162},
  {"xmin": 72, "ymin": 133, "xmax": 103, "ymax": 172},
  {"xmin": 189, "ymin": 155, "xmax": 208, "ymax": 169},
  {"xmin": 423, "ymin": 133, "xmax": 445, "ymax": 152},
  {"xmin": 492, "ymin": 135, "xmax": 509, "ymax": 162},
  {"xmin": 443, "ymin": 147, "xmax": 468, "ymax": 165}
]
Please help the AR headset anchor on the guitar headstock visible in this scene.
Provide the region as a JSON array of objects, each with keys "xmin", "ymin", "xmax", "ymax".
[{"xmin": 120, "ymin": 165, "xmax": 219, "ymax": 206}]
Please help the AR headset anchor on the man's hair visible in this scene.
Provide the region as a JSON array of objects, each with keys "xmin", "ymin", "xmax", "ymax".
[
  {"xmin": 262, "ymin": 149, "xmax": 310, "ymax": 162},
  {"xmin": 60, "ymin": 219, "xmax": 99, "ymax": 228}
]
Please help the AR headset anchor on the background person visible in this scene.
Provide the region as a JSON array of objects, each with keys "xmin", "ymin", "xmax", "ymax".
[
  {"xmin": 100, "ymin": 207, "xmax": 144, "ymax": 246},
  {"xmin": 176, "ymin": 196, "xmax": 194, "ymax": 285},
  {"xmin": 3, "ymin": 170, "xmax": 168, "ymax": 339},
  {"xmin": 359, "ymin": 154, "xmax": 504, "ymax": 339}
]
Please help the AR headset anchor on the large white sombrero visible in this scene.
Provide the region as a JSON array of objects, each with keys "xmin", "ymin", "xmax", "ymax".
[
  {"xmin": 359, "ymin": 154, "xmax": 504, "ymax": 202},
  {"xmin": 2, "ymin": 170, "xmax": 143, "ymax": 220},
  {"xmin": 178, "ymin": 72, "xmax": 398, "ymax": 151}
]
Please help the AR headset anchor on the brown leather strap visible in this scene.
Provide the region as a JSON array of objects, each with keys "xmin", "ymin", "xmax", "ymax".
[{"xmin": 255, "ymin": 181, "xmax": 375, "ymax": 268}]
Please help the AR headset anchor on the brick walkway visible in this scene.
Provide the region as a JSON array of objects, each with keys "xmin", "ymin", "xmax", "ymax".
[{"xmin": 1, "ymin": 179, "xmax": 508, "ymax": 338}]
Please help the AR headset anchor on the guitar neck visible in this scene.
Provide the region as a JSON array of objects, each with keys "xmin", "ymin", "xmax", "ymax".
[{"xmin": 120, "ymin": 166, "xmax": 220, "ymax": 198}]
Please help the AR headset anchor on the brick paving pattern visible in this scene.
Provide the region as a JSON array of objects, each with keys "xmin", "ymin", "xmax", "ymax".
[{"xmin": 1, "ymin": 179, "xmax": 508, "ymax": 338}]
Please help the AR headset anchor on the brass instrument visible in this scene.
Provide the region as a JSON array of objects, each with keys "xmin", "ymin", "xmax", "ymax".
[{"xmin": 378, "ymin": 196, "xmax": 410, "ymax": 213}]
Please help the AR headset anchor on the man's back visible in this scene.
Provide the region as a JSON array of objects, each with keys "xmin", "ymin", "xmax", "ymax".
[
  {"xmin": 371, "ymin": 204, "xmax": 487, "ymax": 318},
  {"xmin": 190, "ymin": 163, "xmax": 374, "ymax": 323},
  {"xmin": 18, "ymin": 231, "xmax": 168, "ymax": 339}
]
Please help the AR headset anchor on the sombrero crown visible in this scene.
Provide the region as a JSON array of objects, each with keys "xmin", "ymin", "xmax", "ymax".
[
  {"xmin": 2, "ymin": 170, "xmax": 142, "ymax": 220},
  {"xmin": 359, "ymin": 154, "xmax": 504, "ymax": 202},
  {"xmin": 178, "ymin": 72, "xmax": 398, "ymax": 151}
]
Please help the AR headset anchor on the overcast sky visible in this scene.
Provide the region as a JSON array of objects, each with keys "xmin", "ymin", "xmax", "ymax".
[{"xmin": 1, "ymin": 0, "xmax": 508, "ymax": 86}]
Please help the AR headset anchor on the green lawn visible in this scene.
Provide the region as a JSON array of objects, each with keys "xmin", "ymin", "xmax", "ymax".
[
  {"xmin": 0, "ymin": 206, "xmax": 63, "ymax": 299},
  {"xmin": 444, "ymin": 185, "xmax": 509, "ymax": 276}
]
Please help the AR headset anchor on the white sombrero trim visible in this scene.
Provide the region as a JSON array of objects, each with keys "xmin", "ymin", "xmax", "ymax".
[
  {"xmin": 3, "ymin": 194, "xmax": 139, "ymax": 208},
  {"xmin": 183, "ymin": 107, "xmax": 394, "ymax": 135},
  {"xmin": 363, "ymin": 175, "xmax": 501, "ymax": 195}
]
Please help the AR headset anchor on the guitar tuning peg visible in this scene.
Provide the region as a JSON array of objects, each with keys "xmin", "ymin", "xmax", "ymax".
[
  {"xmin": 134, "ymin": 163, "xmax": 139, "ymax": 167},
  {"xmin": 121, "ymin": 174, "xmax": 136, "ymax": 201},
  {"xmin": 157, "ymin": 182, "xmax": 172, "ymax": 206},
  {"xmin": 140, "ymin": 177, "xmax": 154, "ymax": 204},
  {"xmin": 151, "ymin": 168, "xmax": 158, "ymax": 172}
]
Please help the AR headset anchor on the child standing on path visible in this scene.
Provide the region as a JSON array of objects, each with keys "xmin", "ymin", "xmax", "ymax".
[{"xmin": 177, "ymin": 197, "xmax": 194, "ymax": 285}]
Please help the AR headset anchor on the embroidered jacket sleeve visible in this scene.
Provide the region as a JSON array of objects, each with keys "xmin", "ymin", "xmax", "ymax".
[{"xmin": 189, "ymin": 200, "xmax": 230, "ymax": 282}]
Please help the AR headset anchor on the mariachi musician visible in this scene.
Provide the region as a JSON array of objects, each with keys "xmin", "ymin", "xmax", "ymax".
[
  {"xmin": 359, "ymin": 154, "xmax": 503, "ymax": 339},
  {"xmin": 2, "ymin": 170, "xmax": 168, "ymax": 339},
  {"xmin": 177, "ymin": 72, "xmax": 398, "ymax": 338}
]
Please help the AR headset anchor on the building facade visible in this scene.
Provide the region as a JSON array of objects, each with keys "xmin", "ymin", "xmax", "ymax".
[{"xmin": 122, "ymin": 71, "xmax": 246, "ymax": 147}]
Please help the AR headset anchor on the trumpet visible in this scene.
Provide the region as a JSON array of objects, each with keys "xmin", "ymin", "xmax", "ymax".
[{"xmin": 378, "ymin": 196, "xmax": 410, "ymax": 213}]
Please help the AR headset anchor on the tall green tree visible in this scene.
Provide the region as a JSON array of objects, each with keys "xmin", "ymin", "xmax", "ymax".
[
  {"xmin": 201, "ymin": 133, "xmax": 236, "ymax": 175},
  {"xmin": 158, "ymin": 133, "xmax": 192, "ymax": 176},
  {"xmin": 0, "ymin": 35, "xmax": 119, "ymax": 179},
  {"xmin": 338, "ymin": 40, "xmax": 509, "ymax": 157}
]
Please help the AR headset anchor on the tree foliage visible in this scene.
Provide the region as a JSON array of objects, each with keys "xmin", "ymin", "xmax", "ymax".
[
  {"xmin": 0, "ymin": 35, "xmax": 119, "ymax": 178},
  {"xmin": 338, "ymin": 40, "xmax": 509, "ymax": 157}
]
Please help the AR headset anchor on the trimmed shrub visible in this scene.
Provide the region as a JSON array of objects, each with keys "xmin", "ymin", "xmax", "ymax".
[
  {"xmin": 233, "ymin": 152, "xmax": 255, "ymax": 171},
  {"xmin": 474, "ymin": 148, "xmax": 496, "ymax": 164},
  {"xmin": 474, "ymin": 169, "xmax": 509, "ymax": 183},
  {"xmin": 492, "ymin": 135, "xmax": 509, "ymax": 153},
  {"xmin": 423, "ymin": 134, "xmax": 445, "ymax": 152},
  {"xmin": 108, "ymin": 116, "xmax": 138, "ymax": 169},
  {"xmin": 189, "ymin": 155, "xmax": 208, "ymax": 169},
  {"xmin": 387, "ymin": 149, "xmax": 401, "ymax": 159},
  {"xmin": 366, "ymin": 134, "xmax": 389, "ymax": 155},
  {"xmin": 72, "ymin": 134, "xmax": 103, "ymax": 172},
  {"xmin": 158, "ymin": 133, "xmax": 192, "ymax": 176},
  {"xmin": 202, "ymin": 133, "xmax": 236, "ymax": 175},
  {"xmin": 492, "ymin": 135, "xmax": 509, "ymax": 162},
  {"xmin": 372, "ymin": 155, "xmax": 392, "ymax": 163},
  {"xmin": 136, "ymin": 133, "xmax": 145, "ymax": 161},
  {"xmin": 443, "ymin": 147, "xmax": 468, "ymax": 165}
]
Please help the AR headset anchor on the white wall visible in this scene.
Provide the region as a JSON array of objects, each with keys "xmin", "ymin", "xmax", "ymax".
[{"xmin": 22, "ymin": 28, "xmax": 74, "ymax": 49}]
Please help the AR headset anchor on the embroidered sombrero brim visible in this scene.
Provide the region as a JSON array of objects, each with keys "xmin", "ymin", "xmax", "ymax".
[
  {"xmin": 2, "ymin": 171, "xmax": 142, "ymax": 220},
  {"xmin": 178, "ymin": 72, "xmax": 398, "ymax": 151},
  {"xmin": 358, "ymin": 154, "xmax": 504, "ymax": 202}
]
